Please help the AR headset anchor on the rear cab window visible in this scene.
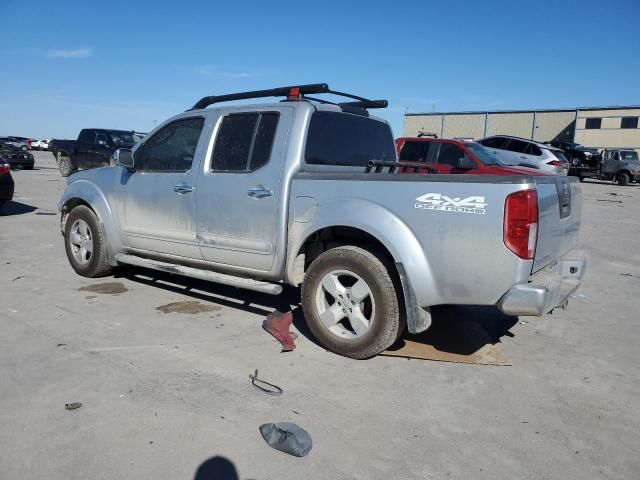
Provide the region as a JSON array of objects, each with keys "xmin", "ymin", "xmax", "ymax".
[{"xmin": 305, "ymin": 111, "xmax": 396, "ymax": 166}]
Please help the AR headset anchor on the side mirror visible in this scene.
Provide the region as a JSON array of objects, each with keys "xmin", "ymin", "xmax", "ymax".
[
  {"xmin": 457, "ymin": 156, "xmax": 475, "ymax": 170},
  {"xmin": 112, "ymin": 148, "xmax": 134, "ymax": 170}
]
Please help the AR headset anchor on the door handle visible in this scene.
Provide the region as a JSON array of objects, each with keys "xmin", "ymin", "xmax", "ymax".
[
  {"xmin": 247, "ymin": 187, "xmax": 272, "ymax": 199},
  {"xmin": 173, "ymin": 184, "xmax": 194, "ymax": 194},
  {"xmin": 519, "ymin": 155, "xmax": 527, "ymax": 159}
]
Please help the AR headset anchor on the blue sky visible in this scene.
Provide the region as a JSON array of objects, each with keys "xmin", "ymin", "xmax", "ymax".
[{"xmin": 1, "ymin": 0, "xmax": 638, "ymax": 139}]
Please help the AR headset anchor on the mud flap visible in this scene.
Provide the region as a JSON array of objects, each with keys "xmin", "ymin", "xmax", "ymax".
[{"xmin": 396, "ymin": 262, "xmax": 431, "ymax": 334}]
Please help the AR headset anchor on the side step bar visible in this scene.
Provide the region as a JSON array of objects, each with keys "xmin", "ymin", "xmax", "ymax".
[{"xmin": 114, "ymin": 253, "xmax": 283, "ymax": 295}]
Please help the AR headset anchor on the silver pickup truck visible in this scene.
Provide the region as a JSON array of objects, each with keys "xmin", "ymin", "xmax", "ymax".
[{"xmin": 58, "ymin": 84, "xmax": 586, "ymax": 359}]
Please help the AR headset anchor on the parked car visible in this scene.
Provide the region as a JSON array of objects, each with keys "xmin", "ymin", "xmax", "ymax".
[
  {"xmin": 477, "ymin": 135, "xmax": 569, "ymax": 175},
  {"xmin": 396, "ymin": 137, "xmax": 549, "ymax": 176},
  {"xmin": 0, "ymin": 142, "xmax": 35, "ymax": 169},
  {"xmin": 598, "ymin": 148, "xmax": 640, "ymax": 186},
  {"xmin": 0, "ymin": 162, "xmax": 14, "ymax": 209},
  {"xmin": 0, "ymin": 137, "xmax": 29, "ymax": 152},
  {"xmin": 58, "ymin": 83, "xmax": 586, "ymax": 359},
  {"xmin": 549, "ymin": 141, "xmax": 601, "ymax": 180},
  {"xmin": 51, "ymin": 129, "xmax": 137, "ymax": 177},
  {"xmin": 10, "ymin": 136, "xmax": 33, "ymax": 149},
  {"xmin": 132, "ymin": 132, "xmax": 147, "ymax": 143},
  {"xmin": 31, "ymin": 139, "xmax": 51, "ymax": 151}
]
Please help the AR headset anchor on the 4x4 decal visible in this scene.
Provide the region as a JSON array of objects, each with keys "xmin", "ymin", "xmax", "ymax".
[{"xmin": 415, "ymin": 193, "xmax": 487, "ymax": 215}]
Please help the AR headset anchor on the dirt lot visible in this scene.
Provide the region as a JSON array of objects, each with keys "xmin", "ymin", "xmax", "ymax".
[{"xmin": 1, "ymin": 151, "xmax": 639, "ymax": 480}]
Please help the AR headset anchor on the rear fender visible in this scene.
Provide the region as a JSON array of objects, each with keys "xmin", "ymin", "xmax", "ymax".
[
  {"xmin": 58, "ymin": 179, "xmax": 122, "ymax": 265},
  {"xmin": 287, "ymin": 197, "xmax": 440, "ymax": 309}
]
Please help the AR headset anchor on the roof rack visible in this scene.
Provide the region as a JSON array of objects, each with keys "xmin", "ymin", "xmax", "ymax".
[{"xmin": 190, "ymin": 83, "xmax": 388, "ymax": 113}]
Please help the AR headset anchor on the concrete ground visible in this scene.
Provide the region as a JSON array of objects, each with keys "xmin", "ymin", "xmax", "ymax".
[{"xmin": 1, "ymin": 151, "xmax": 639, "ymax": 480}]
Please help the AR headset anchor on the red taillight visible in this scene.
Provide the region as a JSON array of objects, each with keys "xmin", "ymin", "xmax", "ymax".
[
  {"xmin": 548, "ymin": 160, "xmax": 561, "ymax": 166},
  {"xmin": 504, "ymin": 189, "xmax": 538, "ymax": 260},
  {"xmin": 0, "ymin": 163, "xmax": 10, "ymax": 174}
]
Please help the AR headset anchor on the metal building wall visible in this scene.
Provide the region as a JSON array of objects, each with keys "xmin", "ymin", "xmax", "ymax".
[
  {"xmin": 575, "ymin": 108, "xmax": 640, "ymax": 151},
  {"xmin": 442, "ymin": 114, "xmax": 485, "ymax": 139},
  {"xmin": 404, "ymin": 107, "xmax": 640, "ymax": 153},
  {"xmin": 404, "ymin": 115, "xmax": 443, "ymax": 137},
  {"xmin": 485, "ymin": 112, "xmax": 534, "ymax": 138},
  {"xmin": 532, "ymin": 111, "xmax": 576, "ymax": 142}
]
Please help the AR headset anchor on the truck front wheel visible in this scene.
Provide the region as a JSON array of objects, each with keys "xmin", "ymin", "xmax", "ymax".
[
  {"xmin": 301, "ymin": 245, "xmax": 404, "ymax": 359},
  {"xmin": 617, "ymin": 173, "xmax": 630, "ymax": 186},
  {"xmin": 58, "ymin": 154, "xmax": 76, "ymax": 177},
  {"xmin": 64, "ymin": 205, "xmax": 113, "ymax": 277}
]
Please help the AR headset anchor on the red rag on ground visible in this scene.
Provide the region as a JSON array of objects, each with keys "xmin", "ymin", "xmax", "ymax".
[{"xmin": 262, "ymin": 310, "xmax": 296, "ymax": 352}]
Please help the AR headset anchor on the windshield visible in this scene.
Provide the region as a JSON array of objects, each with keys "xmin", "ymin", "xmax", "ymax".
[
  {"xmin": 106, "ymin": 130, "xmax": 136, "ymax": 145},
  {"xmin": 465, "ymin": 143, "xmax": 506, "ymax": 166},
  {"xmin": 621, "ymin": 151, "xmax": 639, "ymax": 161}
]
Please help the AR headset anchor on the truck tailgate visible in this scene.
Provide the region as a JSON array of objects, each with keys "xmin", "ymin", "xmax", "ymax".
[{"xmin": 532, "ymin": 176, "xmax": 582, "ymax": 272}]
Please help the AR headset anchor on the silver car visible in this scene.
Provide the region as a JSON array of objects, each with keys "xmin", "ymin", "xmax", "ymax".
[{"xmin": 478, "ymin": 135, "xmax": 569, "ymax": 175}]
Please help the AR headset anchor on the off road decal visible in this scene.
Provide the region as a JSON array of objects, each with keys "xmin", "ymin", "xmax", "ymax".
[{"xmin": 415, "ymin": 193, "xmax": 487, "ymax": 215}]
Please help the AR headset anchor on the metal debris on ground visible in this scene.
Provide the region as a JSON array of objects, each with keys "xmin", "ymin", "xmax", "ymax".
[
  {"xmin": 65, "ymin": 402, "xmax": 82, "ymax": 410},
  {"xmin": 259, "ymin": 422, "xmax": 312, "ymax": 457},
  {"xmin": 262, "ymin": 310, "xmax": 297, "ymax": 352},
  {"xmin": 620, "ymin": 273, "xmax": 640, "ymax": 279},
  {"xmin": 596, "ymin": 199, "xmax": 622, "ymax": 203},
  {"xmin": 249, "ymin": 369, "xmax": 283, "ymax": 396}
]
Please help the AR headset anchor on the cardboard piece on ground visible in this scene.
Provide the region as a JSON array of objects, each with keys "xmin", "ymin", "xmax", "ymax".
[{"xmin": 382, "ymin": 321, "xmax": 510, "ymax": 366}]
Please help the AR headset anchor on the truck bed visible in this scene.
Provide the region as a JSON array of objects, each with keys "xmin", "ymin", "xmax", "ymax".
[{"xmin": 289, "ymin": 172, "xmax": 581, "ymax": 308}]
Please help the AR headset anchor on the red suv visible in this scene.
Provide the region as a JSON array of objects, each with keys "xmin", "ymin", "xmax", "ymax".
[{"xmin": 395, "ymin": 137, "xmax": 548, "ymax": 176}]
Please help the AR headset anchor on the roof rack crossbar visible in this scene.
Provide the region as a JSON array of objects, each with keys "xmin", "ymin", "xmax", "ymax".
[
  {"xmin": 191, "ymin": 83, "xmax": 329, "ymax": 110},
  {"xmin": 190, "ymin": 83, "xmax": 388, "ymax": 111}
]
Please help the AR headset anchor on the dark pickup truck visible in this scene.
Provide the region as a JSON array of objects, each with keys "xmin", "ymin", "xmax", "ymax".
[{"xmin": 51, "ymin": 129, "xmax": 137, "ymax": 177}]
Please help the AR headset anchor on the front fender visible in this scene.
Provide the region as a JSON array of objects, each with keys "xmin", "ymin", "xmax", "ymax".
[
  {"xmin": 58, "ymin": 179, "xmax": 123, "ymax": 265},
  {"xmin": 286, "ymin": 197, "xmax": 441, "ymax": 308}
]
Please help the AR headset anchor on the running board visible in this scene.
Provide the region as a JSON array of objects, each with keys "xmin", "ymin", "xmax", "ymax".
[{"xmin": 114, "ymin": 253, "xmax": 283, "ymax": 295}]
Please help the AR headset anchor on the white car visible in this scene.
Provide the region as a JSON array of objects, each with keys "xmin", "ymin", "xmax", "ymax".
[
  {"xmin": 478, "ymin": 135, "xmax": 569, "ymax": 175},
  {"xmin": 31, "ymin": 139, "xmax": 51, "ymax": 150}
]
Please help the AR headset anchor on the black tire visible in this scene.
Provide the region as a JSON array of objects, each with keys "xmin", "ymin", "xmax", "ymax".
[
  {"xmin": 617, "ymin": 173, "xmax": 630, "ymax": 186},
  {"xmin": 578, "ymin": 176, "xmax": 585, "ymax": 182},
  {"xmin": 59, "ymin": 154, "xmax": 75, "ymax": 177},
  {"xmin": 301, "ymin": 245, "xmax": 404, "ymax": 359},
  {"xmin": 64, "ymin": 205, "xmax": 113, "ymax": 277},
  {"xmin": 24, "ymin": 165, "xmax": 34, "ymax": 170},
  {"xmin": 20, "ymin": 145, "xmax": 27, "ymax": 152}
]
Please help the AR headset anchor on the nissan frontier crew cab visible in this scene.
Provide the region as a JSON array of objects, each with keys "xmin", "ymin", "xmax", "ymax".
[{"xmin": 58, "ymin": 84, "xmax": 586, "ymax": 359}]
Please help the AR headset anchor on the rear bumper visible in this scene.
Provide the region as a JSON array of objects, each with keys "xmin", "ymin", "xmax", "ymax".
[
  {"xmin": 0, "ymin": 176, "xmax": 14, "ymax": 201},
  {"xmin": 497, "ymin": 250, "xmax": 587, "ymax": 316},
  {"xmin": 7, "ymin": 157, "xmax": 34, "ymax": 168}
]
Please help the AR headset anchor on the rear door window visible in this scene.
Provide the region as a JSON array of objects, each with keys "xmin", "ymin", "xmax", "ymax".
[
  {"xmin": 399, "ymin": 141, "xmax": 432, "ymax": 162},
  {"xmin": 305, "ymin": 111, "xmax": 396, "ymax": 166},
  {"xmin": 525, "ymin": 144, "xmax": 542, "ymax": 156},
  {"xmin": 480, "ymin": 137, "xmax": 509, "ymax": 149},
  {"xmin": 78, "ymin": 130, "xmax": 95, "ymax": 144},
  {"xmin": 506, "ymin": 139, "xmax": 529, "ymax": 153},
  {"xmin": 211, "ymin": 112, "xmax": 280, "ymax": 172}
]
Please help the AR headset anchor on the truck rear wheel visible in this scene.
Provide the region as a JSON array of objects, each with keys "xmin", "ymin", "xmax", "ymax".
[
  {"xmin": 59, "ymin": 154, "xmax": 76, "ymax": 177},
  {"xmin": 301, "ymin": 245, "xmax": 404, "ymax": 359},
  {"xmin": 617, "ymin": 173, "xmax": 630, "ymax": 186},
  {"xmin": 64, "ymin": 205, "xmax": 113, "ymax": 277}
]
